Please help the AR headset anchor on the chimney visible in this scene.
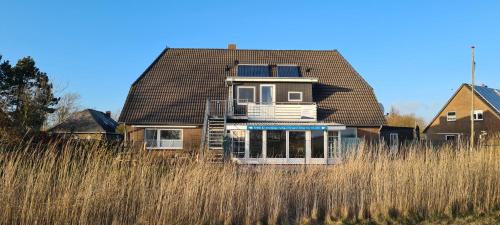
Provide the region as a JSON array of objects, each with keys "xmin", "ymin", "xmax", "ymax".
[
  {"xmin": 228, "ymin": 43, "xmax": 236, "ymax": 50},
  {"xmin": 105, "ymin": 111, "xmax": 111, "ymax": 118}
]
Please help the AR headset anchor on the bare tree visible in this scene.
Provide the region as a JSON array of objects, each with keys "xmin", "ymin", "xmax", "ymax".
[
  {"xmin": 386, "ymin": 106, "xmax": 426, "ymax": 131},
  {"xmin": 46, "ymin": 92, "xmax": 81, "ymax": 128}
]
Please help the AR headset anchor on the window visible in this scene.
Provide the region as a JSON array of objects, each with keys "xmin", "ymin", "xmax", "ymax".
[
  {"xmin": 288, "ymin": 92, "xmax": 303, "ymax": 102},
  {"xmin": 289, "ymin": 131, "xmax": 306, "ymax": 158},
  {"xmin": 341, "ymin": 128, "xmax": 357, "ymax": 138},
  {"xmin": 473, "ymin": 110, "xmax": 484, "ymax": 121},
  {"xmin": 260, "ymin": 84, "xmax": 275, "ymax": 105},
  {"xmin": 145, "ymin": 129, "xmax": 183, "ymax": 149},
  {"xmin": 311, "ymin": 130, "xmax": 325, "ymax": 158},
  {"xmin": 237, "ymin": 86, "xmax": 255, "ymax": 104},
  {"xmin": 447, "ymin": 112, "xmax": 456, "ymax": 121},
  {"xmin": 249, "ymin": 130, "xmax": 263, "ymax": 158},
  {"xmin": 266, "ymin": 130, "xmax": 286, "ymax": 158},
  {"xmin": 328, "ymin": 131, "xmax": 339, "ymax": 158},
  {"xmin": 237, "ymin": 65, "xmax": 271, "ymax": 77},
  {"xmin": 341, "ymin": 128, "xmax": 359, "ymax": 151},
  {"xmin": 159, "ymin": 130, "xmax": 182, "ymax": 148},
  {"xmin": 230, "ymin": 130, "xmax": 245, "ymax": 158},
  {"xmin": 445, "ymin": 135, "xmax": 456, "ymax": 141},
  {"xmin": 277, "ymin": 65, "xmax": 301, "ymax": 77},
  {"xmin": 145, "ymin": 129, "xmax": 158, "ymax": 148}
]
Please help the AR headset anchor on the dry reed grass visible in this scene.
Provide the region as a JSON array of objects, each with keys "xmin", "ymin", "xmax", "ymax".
[{"xmin": 0, "ymin": 140, "xmax": 499, "ymax": 225}]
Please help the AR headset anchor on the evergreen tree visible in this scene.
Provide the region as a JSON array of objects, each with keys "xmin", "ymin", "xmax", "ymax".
[{"xmin": 0, "ymin": 55, "xmax": 59, "ymax": 133}]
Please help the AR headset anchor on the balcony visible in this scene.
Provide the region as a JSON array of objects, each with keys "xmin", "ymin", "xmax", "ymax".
[
  {"xmin": 227, "ymin": 100, "xmax": 317, "ymax": 122},
  {"xmin": 206, "ymin": 100, "xmax": 317, "ymax": 122}
]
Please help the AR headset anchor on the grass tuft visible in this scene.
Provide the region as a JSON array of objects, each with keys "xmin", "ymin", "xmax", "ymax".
[{"xmin": 0, "ymin": 139, "xmax": 499, "ymax": 224}]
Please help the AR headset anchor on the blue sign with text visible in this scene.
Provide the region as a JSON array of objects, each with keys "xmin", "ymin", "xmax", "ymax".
[{"xmin": 247, "ymin": 125, "xmax": 327, "ymax": 131}]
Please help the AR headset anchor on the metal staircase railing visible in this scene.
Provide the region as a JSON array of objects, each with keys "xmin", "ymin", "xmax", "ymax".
[
  {"xmin": 199, "ymin": 99, "xmax": 210, "ymax": 160},
  {"xmin": 200, "ymin": 99, "xmax": 230, "ymax": 162}
]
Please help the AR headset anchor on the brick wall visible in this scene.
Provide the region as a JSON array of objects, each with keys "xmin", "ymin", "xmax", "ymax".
[
  {"xmin": 125, "ymin": 126, "xmax": 202, "ymax": 154},
  {"xmin": 425, "ymin": 85, "xmax": 500, "ymax": 141}
]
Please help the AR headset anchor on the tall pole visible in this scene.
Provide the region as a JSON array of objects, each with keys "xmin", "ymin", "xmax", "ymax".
[{"xmin": 470, "ymin": 46, "xmax": 475, "ymax": 150}]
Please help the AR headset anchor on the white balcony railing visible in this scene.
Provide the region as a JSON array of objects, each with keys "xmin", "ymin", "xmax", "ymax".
[{"xmin": 227, "ymin": 100, "xmax": 317, "ymax": 122}]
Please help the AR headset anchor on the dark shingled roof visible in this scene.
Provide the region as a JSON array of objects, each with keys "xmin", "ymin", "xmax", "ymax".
[
  {"xmin": 50, "ymin": 109, "xmax": 118, "ymax": 133},
  {"xmin": 119, "ymin": 48, "xmax": 386, "ymax": 127}
]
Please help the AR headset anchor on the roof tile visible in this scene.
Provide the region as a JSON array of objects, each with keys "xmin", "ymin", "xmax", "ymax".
[{"xmin": 119, "ymin": 48, "xmax": 386, "ymax": 126}]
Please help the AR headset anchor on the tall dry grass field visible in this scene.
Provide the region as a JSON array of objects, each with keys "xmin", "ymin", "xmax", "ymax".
[{"xmin": 0, "ymin": 140, "xmax": 499, "ymax": 225}]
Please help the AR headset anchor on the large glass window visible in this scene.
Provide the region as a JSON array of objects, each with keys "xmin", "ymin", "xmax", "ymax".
[
  {"xmin": 266, "ymin": 130, "xmax": 286, "ymax": 158},
  {"xmin": 311, "ymin": 130, "xmax": 324, "ymax": 158},
  {"xmin": 289, "ymin": 131, "xmax": 306, "ymax": 158},
  {"xmin": 249, "ymin": 130, "xmax": 263, "ymax": 158},
  {"xmin": 237, "ymin": 86, "xmax": 255, "ymax": 104},
  {"xmin": 159, "ymin": 130, "xmax": 182, "ymax": 148},
  {"xmin": 145, "ymin": 129, "xmax": 183, "ymax": 149}
]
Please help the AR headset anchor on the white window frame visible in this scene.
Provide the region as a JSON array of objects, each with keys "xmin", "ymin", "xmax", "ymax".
[
  {"xmin": 236, "ymin": 86, "xmax": 256, "ymax": 105},
  {"xmin": 473, "ymin": 110, "xmax": 484, "ymax": 121},
  {"xmin": 288, "ymin": 91, "xmax": 303, "ymax": 102},
  {"xmin": 260, "ymin": 84, "xmax": 276, "ymax": 104},
  {"xmin": 145, "ymin": 128, "xmax": 183, "ymax": 150},
  {"xmin": 447, "ymin": 111, "xmax": 456, "ymax": 122}
]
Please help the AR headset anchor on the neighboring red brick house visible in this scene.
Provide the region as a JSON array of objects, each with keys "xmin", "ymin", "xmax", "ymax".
[
  {"xmin": 119, "ymin": 45, "xmax": 386, "ymax": 164},
  {"xmin": 424, "ymin": 83, "xmax": 500, "ymax": 142}
]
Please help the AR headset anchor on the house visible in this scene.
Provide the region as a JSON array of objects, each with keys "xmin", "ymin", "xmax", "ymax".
[
  {"xmin": 379, "ymin": 125, "xmax": 416, "ymax": 152},
  {"xmin": 49, "ymin": 109, "xmax": 121, "ymax": 140},
  {"xmin": 424, "ymin": 83, "xmax": 500, "ymax": 142},
  {"xmin": 119, "ymin": 45, "xmax": 386, "ymax": 164}
]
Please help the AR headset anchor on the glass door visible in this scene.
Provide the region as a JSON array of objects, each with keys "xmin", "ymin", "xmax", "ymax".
[{"xmin": 260, "ymin": 84, "xmax": 275, "ymax": 105}]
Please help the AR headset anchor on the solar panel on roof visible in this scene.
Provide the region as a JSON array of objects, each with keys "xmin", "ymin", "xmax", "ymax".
[
  {"xmin": 237, "ymin": 65, "xmax": 271, "ymax": 77},
  {"xmin": 277, "ymin": 66, "xmax": 301, "ymax": 77},
  {"xmin": 474, "ymin": 85, "xmax": 500, "ymax": 113}
]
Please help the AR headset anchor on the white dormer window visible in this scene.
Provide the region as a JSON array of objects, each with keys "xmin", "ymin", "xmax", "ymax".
[
  {"xmin": 447, "ymin": 111, "xmax": 456, "ymax": 121},
  {"xmin": 473, "ymin": 110, "xmax": 484, "ymax": 121}
]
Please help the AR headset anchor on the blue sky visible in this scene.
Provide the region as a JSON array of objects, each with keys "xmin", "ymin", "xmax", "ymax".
[{"xmin": 1, "ymin": 0, "xmax": 499, "ymax": 122}]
